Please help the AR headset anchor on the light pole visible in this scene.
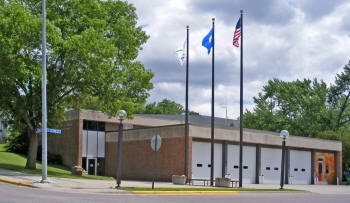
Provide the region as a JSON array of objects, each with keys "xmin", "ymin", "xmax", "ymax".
[
  {"xmin": 280, "ymin": 130, "xmax": 289, "ymax": 189},
  {"xmin": 116, "ymin": 110, "xmax": 127, "ymax": 188}
]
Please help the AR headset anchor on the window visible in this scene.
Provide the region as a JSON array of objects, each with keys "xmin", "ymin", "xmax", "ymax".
[
  {"xmin": 243, "ymin": 166, "xmax": 248, "ymax": 169},
  {"xmin": 97, "ymin": 122, "xmax": 105, "ymax": 131},
  {"xmin": 208, "ymin": 164, "xmax": 211, "ymax": 168},
  {"xmin": 83, "ymin": 120, "xmax": 87, "ymax": 130},
  {"xmin": 274, "ymin": 167, "xmax": 279, "ymax": 171},
  {"xmin": 83, "ymin": 120, "xmax": 105, "ymax": 131},
  {"xmin": 326, "ymin": 163, "xmax": 329, "ymax": 174},
  {"xmin": 294, "ymin": 168, "xmax": 298, "ymax": 172},
  {"xmin": 197, "ymin": 164, "xmax": 203, "ymax": 167},
  {"xmin": 88, "ymin": 121, "xmax": 97, "ymax": 131},
  {"xmin": 301, "ymin": 169, "xmax": 305, "ymax": 172},
  {"xmin": 266, "ymin": 167, "xmax": 270, "ymax": 170},
  {"xmin": 234, "ymin": 165, "xmax": 239, "ymax": 169}
]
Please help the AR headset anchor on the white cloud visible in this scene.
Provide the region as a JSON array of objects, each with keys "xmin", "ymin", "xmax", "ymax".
[{"xmin": 128, "ymin": 0, "xmax": 350, "ymax": 119}]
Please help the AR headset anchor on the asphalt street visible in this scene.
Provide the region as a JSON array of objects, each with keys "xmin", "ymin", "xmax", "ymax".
[{"xmin": 1, "ymin": 182, "xmax": 350, "ymax": 203}]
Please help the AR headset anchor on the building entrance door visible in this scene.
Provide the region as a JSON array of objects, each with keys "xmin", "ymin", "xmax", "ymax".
[
  {"xmin": 318, "ymin": 162, "xmax": 323, "ymax": 181},
  {"xmin": 88, "ymin": 158, "xmax": 97, "ymax": 175}
]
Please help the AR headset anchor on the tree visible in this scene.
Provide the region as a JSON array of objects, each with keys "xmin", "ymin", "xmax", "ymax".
[
  {"xmin": 243, "ymin": 78, "xmax": 330, "ymax": 137},
  {"xmin": 137, "ymin": 98, "xmax": 199, "ymax": 115},
  {"xmin": 328, "ymin": 61, "xmax": 350, "ymax": 130},
  {"xmin": 0, "ymin": 0, "xmax": 153, "ymax": 169},
  {"xmin": 243, "ymin": 62, "xmax": 350, "ymax": 170}
]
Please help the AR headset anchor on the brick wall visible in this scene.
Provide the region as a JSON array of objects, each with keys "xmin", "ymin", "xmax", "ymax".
[
  {"xmin": 47, "ymin": 119, "xmax": 81, "ymax": 168},
  {"xmin": 105, "ymin": 136, "xmax": 186, "ymax": 181},
  {"xmin": 105, "ymin": 122, "xmax": 120, "ymax": 132},
  {"xmin": 105, "ymin": 125, "xmax": 188, "ymax": 181}
]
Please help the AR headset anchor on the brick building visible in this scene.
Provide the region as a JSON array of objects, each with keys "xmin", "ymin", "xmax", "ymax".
[{"xmin": 48, "ymin": 109, "xmax": 342, "ymax": 185}]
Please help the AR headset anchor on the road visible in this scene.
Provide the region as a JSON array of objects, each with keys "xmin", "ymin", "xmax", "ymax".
[{"xmin": 1, "ymin": 182, "xmax": 350, "ymax": 203}]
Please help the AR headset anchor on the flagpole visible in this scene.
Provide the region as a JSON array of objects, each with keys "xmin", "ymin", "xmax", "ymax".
[
  {"xmin": 239, "ymin": 9, "xmax": 244, "ymax": 188},
  {"xmin": 41, "ymin": 0, "xmax": 48, "ymax": 183},
  {"xmin": 184, "ymin": 25, "xmax": 189, "ymax": 181},
  {"xmin": 210, "ymin": 17, "xmax": 215, "ymax": 186}
]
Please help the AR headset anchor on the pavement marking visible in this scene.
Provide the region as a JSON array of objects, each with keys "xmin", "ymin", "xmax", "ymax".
[
  {"xmin": 0, "ymin": 177, "xmax": 33, "ymax": 187},
  {"xmin": 132, "ymin": 191, "xmax": 239, "ymax": 195}
]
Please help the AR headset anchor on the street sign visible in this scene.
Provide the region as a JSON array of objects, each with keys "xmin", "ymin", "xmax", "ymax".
[
  {"xmin": 36, "ymin": 128, "xmax": 61, "ymax": 134},
  {"xmin": 151, "ymin": 135, "xmax": 161, "ymax": 151},
  {"xmin": 151, "ymin": 134, "xmax": 161, "ymax": 189}
]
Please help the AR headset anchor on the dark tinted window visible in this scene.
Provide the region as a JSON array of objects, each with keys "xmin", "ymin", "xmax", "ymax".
[
  {"xmin": 83, "ymin": 120, "xmax": 105, "ymax": 131},
  {"xmin": 301, "ymin": 169, "xmax": 305, "ymax": 172},
  {"xmin": 274, "ymin": 167, "xmax": 279, "ymax": 171},
  {"xmin": 197, "ymin": 164, "xmax": 203, "ymax": 167},
  {"xmin": 88, "ymin": 121, "xmax": 97, "ymax": 131},
  {"xmin": 294, "ymin": 168, "xmax": 298, "ymax": 171},
  {"xmin": 208, "ymin": 164, "xmax": 211, "ymax": 168},
  {"xmin": 83, "ymin": 120, "xmax": 88, "ymax": 130},
  {"xmin": 243, "ymin": 166, "xmax": 248, "ymax": 169},
  {"xmin": 234, "ymin": 165, "xmax": 239, "ymax": 169},
  {"xmin": 98, "ymin": 122, "xmax": 105, "ymax": 131},
  {"xmin": 266, "ymin": 167, "xmax": 270, "ymax": 170}
]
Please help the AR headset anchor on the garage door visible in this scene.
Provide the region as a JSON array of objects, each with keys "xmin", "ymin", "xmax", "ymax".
[
  {"xmin": 289, "ymin": 150, "xmax": 311, "ymax": 184},
  {"xmin": 192, "ymin": 141, "xmax": 222, "ymax": 179},
  {"xmin": 260, "ymin": 148, "xmax": 283, "ymax": 184},
  {"xmin": 227, "ymin": 145, "xmax": 256, "ymax": 183}
]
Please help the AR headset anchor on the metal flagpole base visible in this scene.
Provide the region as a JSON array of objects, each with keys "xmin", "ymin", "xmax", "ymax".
[{"xmin": 40, "ymin": 179, "xmax": 49, "ymax": 183}]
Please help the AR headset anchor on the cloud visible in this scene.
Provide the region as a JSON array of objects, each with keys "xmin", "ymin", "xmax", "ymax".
[
  {"xmin": 293, "ymin": 0, "xmax": 346, "ymax": 22},
  {"xmin": 127, "ymin": 0, "xmax": 350, "ymax": 118},
  {"xmin": 190, "ymin": 0, "xmax": 295, "ymax": 25}
]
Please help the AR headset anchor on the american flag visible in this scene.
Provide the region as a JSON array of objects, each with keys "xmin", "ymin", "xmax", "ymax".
[{"xmin": 233, "ymin": 17, "xmax": 241, "ymax": 47}]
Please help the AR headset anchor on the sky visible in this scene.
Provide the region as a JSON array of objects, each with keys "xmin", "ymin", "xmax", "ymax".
[{"xmin": 126, "ymin": 0, "xmax": 350, "ymax": 119}]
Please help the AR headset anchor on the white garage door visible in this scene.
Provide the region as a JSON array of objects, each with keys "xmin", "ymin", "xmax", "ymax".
[
  {"xmin": 227, "ymin": 145, "xmax": 256, "ymax": 183},
  {"xmin": 192, "ymin": 141, "xmax": 222, "ymax": 179},
  {"xmin": 289, "ymin": 150, "xmax": 311, "ymax": 184},
  {"xmin": 261, "ymin": 148, "xmax": 283, "ymax": 184}
]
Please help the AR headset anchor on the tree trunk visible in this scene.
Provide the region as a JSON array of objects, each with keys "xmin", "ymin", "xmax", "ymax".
[{"xmin": 25, "ymin": 130, "xmax": 38, "ymax": 170}]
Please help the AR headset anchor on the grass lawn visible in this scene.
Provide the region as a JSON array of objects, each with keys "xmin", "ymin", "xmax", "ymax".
[
  {"xmin": 0, "ymin": 144, "xmax": 113, "ymax": 180},
  {"xmin": 120, "ymin": 187, "xmax": 303, "ymax": 192}
]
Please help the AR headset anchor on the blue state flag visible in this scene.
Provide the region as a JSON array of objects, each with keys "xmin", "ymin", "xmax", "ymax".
[{"xmin": 202, "ymin": 28, "xmax": 214, "ymax": 54}]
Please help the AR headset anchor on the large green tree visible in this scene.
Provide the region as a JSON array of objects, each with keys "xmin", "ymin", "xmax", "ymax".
[
  {"xmin": 243, "ymin": 62, "xmax": 350, "ymax": 170},
  {"xmin": 0, "ymin": 0, "xmax": 153, "ymax": 169},
  {"xmin": 328, "ymin": 61, "xmax": 350, "ymax": 130},
  {"xmin": 137, "ymin": 98, "xmax": 199, "ymax": 115},
  {"xmin": 243, "ymin": 78, "xmax": 330, "ymax": 137}
]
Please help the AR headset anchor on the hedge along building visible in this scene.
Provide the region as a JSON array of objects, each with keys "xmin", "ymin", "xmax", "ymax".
[{"xmin": 48, "ymin": 109, "xmax": 342, "ymax": 185}]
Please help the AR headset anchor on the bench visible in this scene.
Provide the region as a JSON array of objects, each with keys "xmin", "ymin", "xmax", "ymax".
[
  {"xmin": 187, "ymin": 179, "xmax": 210, "ymax": 186},
  {"xmin": 230, "ymin": 180, "xmax": 239, "ymax": 188},
  {"xmin": 187, "ymin": 179, "xmax": 239, "ymax": 188}
]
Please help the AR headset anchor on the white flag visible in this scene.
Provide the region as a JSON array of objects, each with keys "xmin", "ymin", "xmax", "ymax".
[{"xmin": 176, "ymin": 39, "xmax": 186, "ymax": 66}]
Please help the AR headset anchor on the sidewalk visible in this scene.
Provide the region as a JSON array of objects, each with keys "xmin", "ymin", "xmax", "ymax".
[{"xmin": 1, "ymin": 168, "xmax": 349, "ymax": 194}]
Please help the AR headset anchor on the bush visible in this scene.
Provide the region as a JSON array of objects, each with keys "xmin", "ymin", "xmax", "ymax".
[
  {"xmin": 4, "ymin": 131, "xmax": 28, "ymax": 155},
  {"xmin": 36, "ymin": 145, "xmax": 62, "ymax": 165}
]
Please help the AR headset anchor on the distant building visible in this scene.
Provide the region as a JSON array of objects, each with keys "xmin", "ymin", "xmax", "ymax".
[
  {"xmin": 0, "ymin": 117, "xmax": 8, "ymax": 143},
  {"xmin": 48, "ymin": 109, "xmax": 342, "ymax": 185}
]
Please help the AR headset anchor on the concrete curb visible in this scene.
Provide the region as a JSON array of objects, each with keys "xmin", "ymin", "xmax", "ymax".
[
  {"xmin": 0, "ymin": 177, "xmax": 32, "ymax": 187},
  {"xmin": 132, "ymin": 191, "xmax": 239, "ymax": 195}
]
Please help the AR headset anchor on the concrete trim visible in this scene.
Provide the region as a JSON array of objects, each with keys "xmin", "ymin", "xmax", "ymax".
[
  {"xmin": 189, "ymin": 124, "xmax": 342, "ymax": 152},
  {"xmin": 222, "ymin": 142, "xmax": 227, "ymax": 178},
  {"xmin": 256, "ymin": 145, "xmax": 261, "ymax": 184},
  {"xmin": 106, "ymin": 125, "xmax": 185, "ymax": 142}
]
